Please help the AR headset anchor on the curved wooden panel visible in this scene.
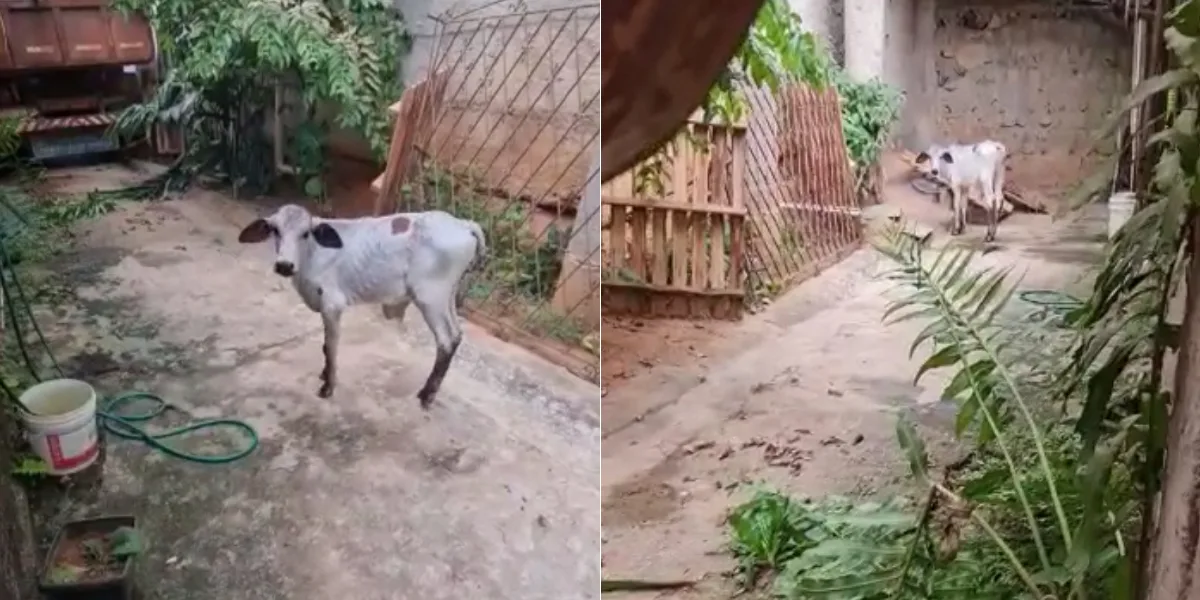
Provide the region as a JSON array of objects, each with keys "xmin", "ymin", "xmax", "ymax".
[{"xmin": 601, "ymin": 0, "xmax": 765, "ymax": 182}]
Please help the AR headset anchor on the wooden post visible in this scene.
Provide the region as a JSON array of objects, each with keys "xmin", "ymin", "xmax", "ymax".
[
  {"xmin": 1146, "ymin": 219, "xmax": 1200, "ymax": 600},
  {"xmin": 370, "ymin": 69, "xmax": 450, "ymax": 215}
]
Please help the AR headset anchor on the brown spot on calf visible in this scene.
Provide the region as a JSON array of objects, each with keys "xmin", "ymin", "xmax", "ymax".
[{"xmin": 391, "ymin": 216, "xmax": 411, "ymax": 234}]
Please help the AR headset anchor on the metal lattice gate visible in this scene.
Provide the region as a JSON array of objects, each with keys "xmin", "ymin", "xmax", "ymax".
[{"xmin": 372, "ymin": 2, "xmax": 601, "ymax": 381}]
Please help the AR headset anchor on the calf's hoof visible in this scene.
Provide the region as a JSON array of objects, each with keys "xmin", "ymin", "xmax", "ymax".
[
  {"xmin": 984, "ymin": 232, "xmax": 996, "ymax": 243},
  {"xmin": 417, "ymin": 388, "xmax": 437, "ymax": 409},
  {"xmin": 318, "ymin": 382, "xmax": 335, "ymax": 398}
]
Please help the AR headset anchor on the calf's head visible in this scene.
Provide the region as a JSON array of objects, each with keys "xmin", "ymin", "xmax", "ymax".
[
  {"xmin": 914, "ymin": 146, "xmax": 954, "ymax": 179},
  {"xmin": 237, "ymin": 204, "xmax": 344, "ymax": 278}
]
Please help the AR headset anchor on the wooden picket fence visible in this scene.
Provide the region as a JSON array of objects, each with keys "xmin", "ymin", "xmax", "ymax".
[{"xmin": 601, "ymin": 118, "xmax": 748, "ymax": 319}]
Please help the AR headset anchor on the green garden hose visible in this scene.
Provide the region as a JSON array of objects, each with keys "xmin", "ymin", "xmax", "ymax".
[
  {"xmin": 98, "ymin": 391, "xmax": 259, "ymax": 464},
  {"xmin": 1018, "ymin": 290, "xmax": 1085, "ymax": 313}
]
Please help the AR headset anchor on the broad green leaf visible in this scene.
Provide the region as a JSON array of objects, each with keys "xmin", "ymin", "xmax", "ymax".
[
  {"xmin": 1077, "ymin": 342, "xmax": 1137, "ymax": 460},
  {"xmin": 1066, "ymin": 428, "xmax": 1127, "ymax": 582},
  {"xmin": 915, "ymin": 344, "xmax": 961, "ymax": 384}
]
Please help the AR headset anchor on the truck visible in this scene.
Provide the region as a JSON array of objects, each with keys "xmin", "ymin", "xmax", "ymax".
[{"xmin": 0, "ymin": 0, "xmax": 158, "ymax": 160}]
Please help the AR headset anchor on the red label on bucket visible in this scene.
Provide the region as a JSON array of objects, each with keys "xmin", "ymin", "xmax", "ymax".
[{"xmin": 46, "ymin": 433, "xmax": 99, "ymax": 471}]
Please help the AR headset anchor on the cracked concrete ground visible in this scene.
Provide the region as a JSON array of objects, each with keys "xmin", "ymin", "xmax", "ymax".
[{"xmin": 30, "ymin": 167, "xmax": 600, "ymax": 600}]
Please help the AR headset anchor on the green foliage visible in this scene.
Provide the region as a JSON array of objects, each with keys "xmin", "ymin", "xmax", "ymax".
[
  {"xmin": 699, "ymin": 0, "xmax": 900, "ymax": 198},
  {"xmin": 833, "ymin": 71, "xmax": 903, "ymax": 173},
  {"xmin": 728, "ymin": 490, "xmax": 997, "ymax": 599},
  {"xmin": 731, "ymin": 226, "xmax": 1141, "ymax": 599},
  {"xmin": 600, "ymin": 579, "xmax": 694, "ymax": 593},
  {"xmin": 111, "ymin": 0, "xmax": 409, "ymax": 199},
  {"xmin": 704, "ymin": 0, "xmax": 832, "ymax": 125},
  {"xmin": 109, "ymin": 526, "xmax": 146, "ymax": 559}
]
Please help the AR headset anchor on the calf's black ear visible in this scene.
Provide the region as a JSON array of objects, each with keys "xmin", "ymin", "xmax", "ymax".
[
  {"xmin": 310, "ymin": 223, "xmax": 344, "ymax": 249},
  {"xmin": 238, "ymin": 219, "xmax": 272, "ymax": 244},
  {"xmin": 940, "ymin": 151, "xmax": 954, "ymax": 164}
]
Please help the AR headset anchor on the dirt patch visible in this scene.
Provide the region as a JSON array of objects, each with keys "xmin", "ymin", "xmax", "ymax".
[
  {"xmin": 600, "ymin": 317, "xmax": 750, "ymax": 391},
  {"xmin": 46, "ymin": 531, "xmax": 127, "ymax": 585}
]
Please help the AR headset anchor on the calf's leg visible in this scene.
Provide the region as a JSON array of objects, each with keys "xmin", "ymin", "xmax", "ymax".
[
  {"xmin": 413, "ymin": 286, "xmax": 463, "ymax": 409},
  {"xmin": 950, "ymin": 188, "xmax": 965, "ymax": 236},
  {"xmin": 318, "ymin": 309, "xmax": 342, "ymax": 398},
  {"xmin": 984, "ymin": 197, "xmax": 999, "ymax": 243},
  {"xmin": 986, "ymin": 170, "xmax": 1004, "ymax": 243}
]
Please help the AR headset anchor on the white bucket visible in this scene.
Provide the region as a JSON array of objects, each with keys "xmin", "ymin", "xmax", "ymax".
[
  {"xmin": 1108, "ymin": 191, "xmax": 1137, "ymax": 240},
  {"xmin": 18, "ymin": 379, "xmax": 100, "ymax": 476}
]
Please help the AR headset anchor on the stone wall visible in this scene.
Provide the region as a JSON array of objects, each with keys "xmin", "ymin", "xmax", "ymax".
[
  {"xmin": 933, "ymin": 3, "xmax": 1130, "ymax": 197},
  {"xmin": 786, "ymin": 0, "xmax": 1130, "ymax": 198}
]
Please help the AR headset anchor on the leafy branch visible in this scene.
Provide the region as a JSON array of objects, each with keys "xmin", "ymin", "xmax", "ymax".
[{"xmin": 111, "ymin": 0, "xmax": 409, "ymax": 199}]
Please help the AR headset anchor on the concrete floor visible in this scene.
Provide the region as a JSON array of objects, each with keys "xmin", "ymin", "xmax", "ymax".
[{"xmin": 32, "ymin": 169, "xmax": 600, "ymax": 600}]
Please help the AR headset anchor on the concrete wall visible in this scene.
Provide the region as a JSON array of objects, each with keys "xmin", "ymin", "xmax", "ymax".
[
  {"xmin": 932, "ymin": 2, "xmax": 1130, "ymax": 196},
  {"xmin": 883, "ymin": 0, "xmax": 937, "ymax": 148}
]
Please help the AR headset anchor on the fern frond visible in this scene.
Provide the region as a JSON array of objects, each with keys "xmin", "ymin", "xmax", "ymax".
[{"xmin": 871, "ymin": 220, "xmax": 1074, "ymax": 572}]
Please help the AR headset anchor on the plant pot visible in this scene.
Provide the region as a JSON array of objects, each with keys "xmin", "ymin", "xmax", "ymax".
[{"xmin": 38, "ymin": 515, "xmax": 137, "ymax": 600}]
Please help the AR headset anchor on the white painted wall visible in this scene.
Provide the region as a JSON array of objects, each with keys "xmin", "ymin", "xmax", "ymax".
[{"xmin": 843, "ymin": 0, "xmax": 887, "ymax": 80}]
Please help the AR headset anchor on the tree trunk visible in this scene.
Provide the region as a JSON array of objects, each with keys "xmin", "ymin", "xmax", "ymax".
[{"xmin": 1147, "ymin": 218, "xmax": 1200, "ymax": 600}]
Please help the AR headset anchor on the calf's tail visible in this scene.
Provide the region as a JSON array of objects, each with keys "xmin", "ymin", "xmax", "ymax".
[
  {"xmin": 468, "ymin": 221, "xmax": 488, "ymax": 268},
  {"xmin": 455, "ymin": 221, "xmax": 488, "ymax": 310}
]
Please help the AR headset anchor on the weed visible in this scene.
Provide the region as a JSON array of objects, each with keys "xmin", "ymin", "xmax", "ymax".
[
  {"xmin": 10, "ymin": 455, "xmax": 49, "ymax": 480},
  {"xmin": 523, "ymin": 308, "xmax": 585, "ymax": 345},
  {"xmin": 45, "ymin": 565, "xmax": 84, "ymax": 585},
  {"xmin": 48, "ymin": 526, "xmax": 147, "ymax": 585}
]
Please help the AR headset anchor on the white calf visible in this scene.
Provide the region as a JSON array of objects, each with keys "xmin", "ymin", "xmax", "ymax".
[
  {"xmin": 238, "ymin": 203, "xmax": 487, "ymax": 407},
  {"xmin": 915, "ymin": 140, "xmax": 1008, "ymax": 242}
]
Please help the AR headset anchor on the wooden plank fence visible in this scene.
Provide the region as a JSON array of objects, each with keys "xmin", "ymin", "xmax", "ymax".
[{"xmin": 601, "ymin": 118, "xmax": 748, "ymax": 319}]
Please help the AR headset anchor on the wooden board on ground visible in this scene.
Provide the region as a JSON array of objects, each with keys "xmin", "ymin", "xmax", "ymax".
[{"xmin": 601, "ymin": 282, "xmax": 744, "ymax": 320}]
